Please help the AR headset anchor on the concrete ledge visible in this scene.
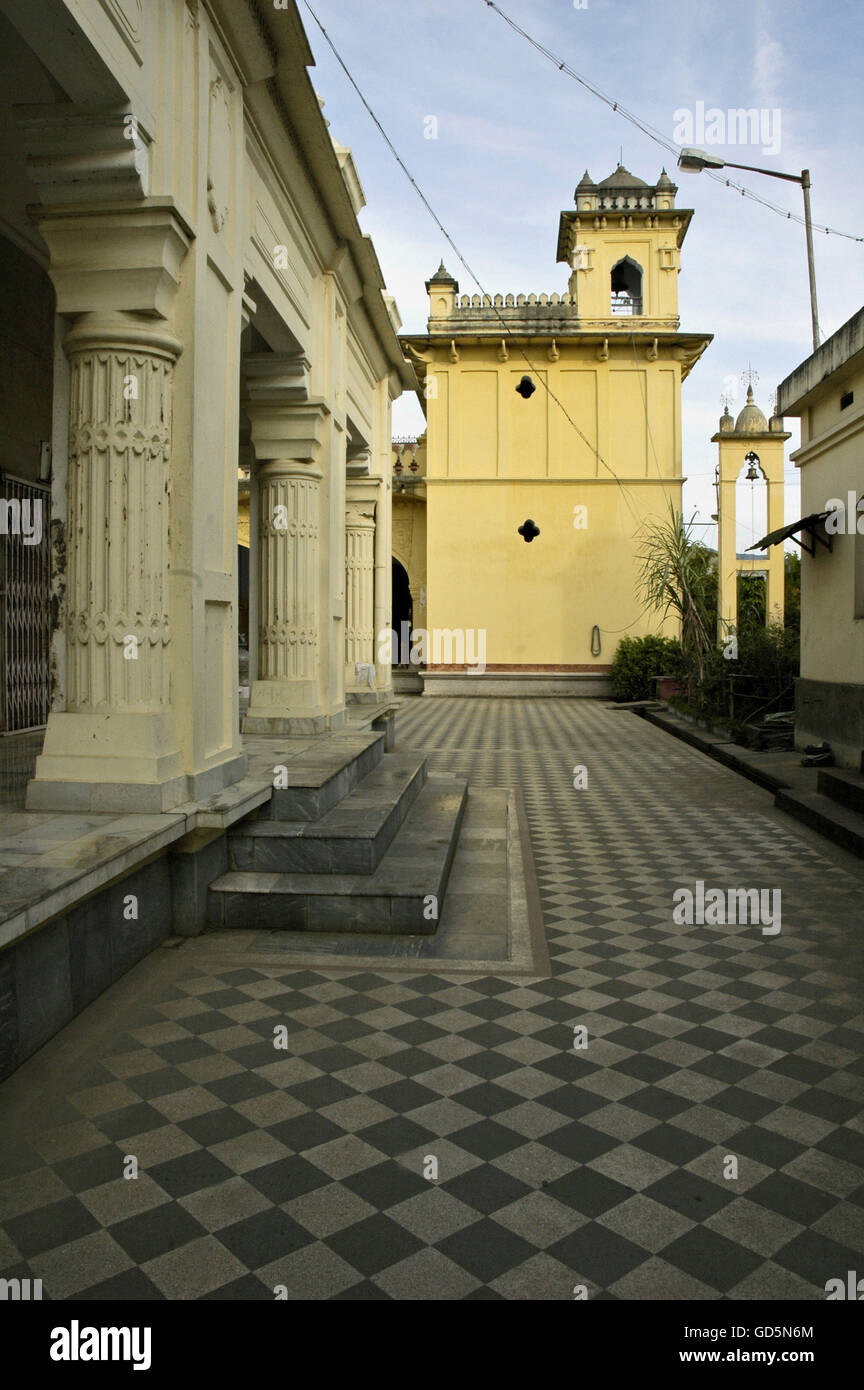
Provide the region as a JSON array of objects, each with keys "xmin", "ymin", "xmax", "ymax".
[
  {"xmin": 638, "ymin": 704, "xmax": 864, "ymax": 861},
  {"xmin": 639, "ymin": 706, "xmax": 796, "ymax": 795},
  {"xmin": 0, "ymin": 856, "xmax": 173, "ymax": 1082},
  {"xmin": 173, "ymin": 777, "xmax": 273, "ymax": 831},
  {"xmin": 0, "ymin": 813, "xmax": 191, "ymax": 954},
  {"xmin": 422, "ymin": 672, "xmax": 613, "ymax": 698},
  {"xmin": 776, "ymin": 788, "xmax": 864, "ymax": 860}
]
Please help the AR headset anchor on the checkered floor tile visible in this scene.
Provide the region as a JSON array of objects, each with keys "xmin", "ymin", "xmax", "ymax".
[{"xmin": 1, "ymin": 700, "xmax": 863, "ymax": 1299}]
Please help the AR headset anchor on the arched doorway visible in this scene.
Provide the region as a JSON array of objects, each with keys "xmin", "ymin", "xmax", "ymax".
[{"xmin": 392, "ymin": 557, "xmax": 413, "ymax": 665}]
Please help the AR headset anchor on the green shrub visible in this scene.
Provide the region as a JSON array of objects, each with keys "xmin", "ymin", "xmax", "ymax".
[
  {"xmin": 611, "ymin": 634, "xmax": 685, "ymax": 701},
  {"xmin": 677, "ymin": 621, "xmax": 799, "ymax": 723}
]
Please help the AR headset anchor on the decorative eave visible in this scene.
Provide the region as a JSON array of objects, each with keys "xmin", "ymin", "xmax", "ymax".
[
  {"xmin": 401, "ymin": 330, "xmax": 713, "ymax": 380},
  {"xmin": 556, "ymin": 207, "xmax": 694, "ymax": 263},
  {"xmin": 711, "ymin": 427, "xmax": 791, "ymax": 443},
  {"xmin": 212, "ymin": 0, "xmax": 415, "ymax": 393}
]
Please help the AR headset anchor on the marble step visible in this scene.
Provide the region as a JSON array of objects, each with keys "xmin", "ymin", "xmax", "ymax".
[
  {"xmin": 818, "ymin": 767, "xmax": 864, "ymax": 816},
  {"xmin": 207, "ymin": 775, "xmax": 467, "ymax": 934},
  {"xmin": 776, "ymin": 787, "xmax": 864, "ymax": 860},
  {"xmin": 228, "ymin": 754, "xmax": 427, "ymax": 874},
  {"xmin": 249, "ymin": 732, "xmax": 385, "ymax": 822}
]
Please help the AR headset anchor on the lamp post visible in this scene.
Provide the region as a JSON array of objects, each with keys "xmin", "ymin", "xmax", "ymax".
[{"xmin": 677, "ymin": 147, "xmax": 821, "ymax": 352}]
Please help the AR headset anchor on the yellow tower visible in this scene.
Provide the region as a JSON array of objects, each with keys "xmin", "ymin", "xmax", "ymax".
[
  {"xmin": 712, "ymin": 388, "xmax": 789, "ymax": 638},
  {"xmin": 561, "ymin": 165, "xmax": 685, "ymax": 324},
  {"xmin": 401, "ymin": 166, "xmax": 712, "ymax": 695}
]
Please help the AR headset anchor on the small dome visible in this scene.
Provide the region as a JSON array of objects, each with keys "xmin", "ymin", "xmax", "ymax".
[
  {"xmin": 427, "ymin": 261, "xmax": 457, "ymax": 285},
  {"xmin": 656, "ymin": 168, "xmax": 676, "ymax": 191},
  {"xmin": 734, "ymin": 385, "xmax": 769, "ymax": 433},
  {"xmin": 718, "ymin": 404, "xmax": 734, "ymax": 432},
  {"xmin": 597, "ymin": 164, "xmax": 650, "ymax": 189},
  {"xmin": 576, "ymin": 169, "xmax": 596, "ymax": 189}
]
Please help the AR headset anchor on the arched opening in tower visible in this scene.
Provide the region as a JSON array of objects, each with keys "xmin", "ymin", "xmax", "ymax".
[{"xmin": 610, "ymin": 256, "xmax": 643, "ymax": 316}]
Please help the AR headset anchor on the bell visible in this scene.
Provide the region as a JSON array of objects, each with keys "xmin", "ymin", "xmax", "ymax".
[{"xmin": 746, "ymin": 462, "xmax": 759, "ymax": 481}]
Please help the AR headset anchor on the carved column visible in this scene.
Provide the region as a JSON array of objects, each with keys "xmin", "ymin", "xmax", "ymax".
[
  {"xmin": 345, "ymin": 492, "xmax": 376, "ymax": 698},
  {"xmin": 64, "ymin": 313, "xmax": 178, "ymax": 713},
  {"xmin": 23, "ymin": 191, "xmax": 192, "ymax": 811},
  {"xmin": 258, "ymin": 461, "xmax": 321, "ymax": 684},
  {"xmin": 242, "ymin": 355, "xmax": 330, "ymax": 733}
]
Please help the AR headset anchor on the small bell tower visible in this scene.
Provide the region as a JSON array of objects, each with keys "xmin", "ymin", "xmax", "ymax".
[
  {"xmin": 556, "ymin": 166, "xmax": 688, "ymax": 324},
  {"xmin": 712, "ymin": 384, "xmax": 790, "ymax": 638}
]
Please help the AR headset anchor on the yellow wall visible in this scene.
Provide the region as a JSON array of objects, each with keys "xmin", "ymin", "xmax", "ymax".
[
  {"xmin": 420, "ymin": 345, "xmax": 687, "ymax": 666},
  {"xmin": 426, "ymin": 476, "xmax": 680, "ymax": 666}
]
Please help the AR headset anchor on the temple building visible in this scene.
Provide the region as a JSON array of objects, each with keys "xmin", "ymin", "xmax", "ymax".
[
  {"xmin": 0, "ymin": 0, "xmax": 416, "ymax": 1075},
  {"xmin": 399, "ymin": 166, "xmax": 713, "ymax": 695},
  {"xmin": 0, "ymin": 0, "xmax": 410, "ymax": 810}
]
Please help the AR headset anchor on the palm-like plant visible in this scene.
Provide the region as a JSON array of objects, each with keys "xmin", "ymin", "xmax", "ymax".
[{"xmin": 637, "ymin": 506, "xmax": 714, "ymax": 682}]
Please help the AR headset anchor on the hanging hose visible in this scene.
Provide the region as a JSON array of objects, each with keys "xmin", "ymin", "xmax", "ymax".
[{"xmin": 590, "ymin": 624, "xmax": 602, "ymax": 657}]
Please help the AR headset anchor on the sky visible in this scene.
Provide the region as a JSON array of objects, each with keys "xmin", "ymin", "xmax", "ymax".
[{"xmin": 301, "ymin": 0, "xmax": 864, "ymax": 550}]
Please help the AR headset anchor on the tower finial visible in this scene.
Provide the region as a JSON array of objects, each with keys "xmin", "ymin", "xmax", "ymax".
[{"xmin": 741, "ymin": 362, "xmax": 760, "ymax": 395}]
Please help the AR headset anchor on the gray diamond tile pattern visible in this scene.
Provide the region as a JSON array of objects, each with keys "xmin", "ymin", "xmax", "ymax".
[{"xmin": 1, "ymin": 699, "xmax": 863, "ymax": 1300}]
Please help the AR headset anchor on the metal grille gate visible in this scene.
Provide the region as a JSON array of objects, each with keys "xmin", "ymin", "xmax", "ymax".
[{"xmin": 1, "ymin": 474, "xmax": 51, "ymax": 732}]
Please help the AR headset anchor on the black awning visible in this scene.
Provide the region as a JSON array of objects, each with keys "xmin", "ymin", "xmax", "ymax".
[{"xmin": 748, "ymin": 512, "xmax": 832, "ymax": 556}]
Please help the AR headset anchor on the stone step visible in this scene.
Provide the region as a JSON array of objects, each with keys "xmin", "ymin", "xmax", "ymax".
[
  {"xmin": 246, "ymin": 732, "xmax": 385, "ymax": 822},
  {"xmin": 393, "ymin": 668, "xmax": 423, "ymax": 695},
  {"xmin": 207, "ymin": 775, "xmax": 467, "ymax": 934},
  {"xmin": 775, "ymin": 787, "xmax": 864, "ymax": 860},
  {"xmin": 818, "ymin": 767, "xmax": 864, "ymax": 816},
  {"xmin": 228, "ymin": 753, "xmax": 427, "ymax": 874}
]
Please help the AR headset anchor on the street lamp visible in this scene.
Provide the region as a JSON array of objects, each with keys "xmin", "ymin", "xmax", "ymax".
[{"xmin": 677, "ymin": 147, "xmax": 821, "ymax": 351}]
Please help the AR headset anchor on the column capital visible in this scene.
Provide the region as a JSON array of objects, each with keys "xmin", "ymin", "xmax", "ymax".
[
  {"xmin": 346, "ymin": 500, "xmax": 376, "ymax": 529},
  {"xmin": 243, "ymin": 397, "xmax": 330, "ymax": 466},
  {"xmin": 346, "ymin": 476, "xmax": 378, "ymax": 512},
  {"xmin": 242, "ymin": 352, "xmax": 312, "ymax": 403},
  {"xmin": 32, "ymin": 198, "xmax": 193, "ymax": 320}
]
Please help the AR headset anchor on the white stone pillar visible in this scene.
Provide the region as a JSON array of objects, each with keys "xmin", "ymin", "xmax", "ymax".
[
  {"xmin": 23, "ymin": 189, "xmax": 195, "ymax": 810},
  {"xmin": 29, "ymin": 312, "xmax": 186, "ymax": 805},
  {"xmin": 242, "ymin": 355, "xmax": 331, "ymax": 733},
  {"xmin": 345, "ymin": 493, "xmax": 376, "ymax": 698},
  {"xmin": 258, "ymin": 459, "xmax": 322, "ymax": 686},
  {"xmin": 66, "ymin": 314, "xmax": 177, "ymax": 711}
]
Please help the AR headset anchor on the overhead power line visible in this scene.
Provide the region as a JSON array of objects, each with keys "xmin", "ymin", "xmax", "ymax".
[
  {"xmin": 483, "ymin": 0, "xmax": 864, "ymax": 245},
  {"xmin": 301, "ymin": 0, "xmax": 657, "ymax": 533}
]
